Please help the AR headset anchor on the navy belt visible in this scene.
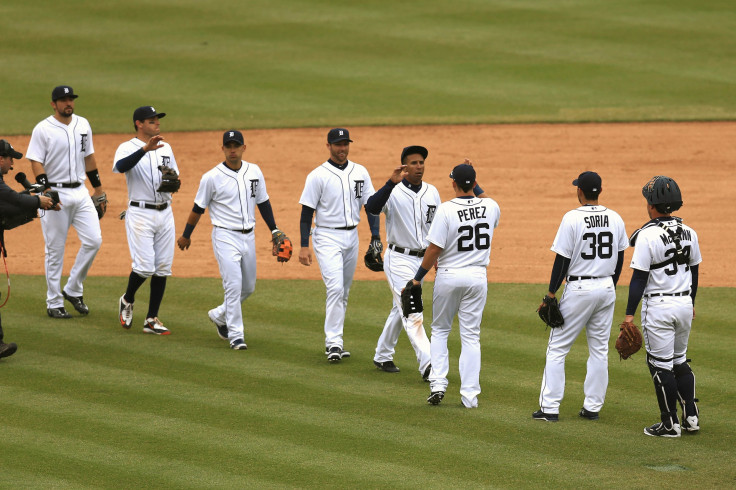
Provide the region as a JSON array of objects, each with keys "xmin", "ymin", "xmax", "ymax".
[
  {"xmin": 215, "ymin": 225, "xmax": 252, "ymax": 234},
  {"xmin": 645, "ymin": 291, "xmax": 690, "ymax": 298},
  {"xmin": 389, "ymin": 244, "xmax": 425, "ymax": 257},
  {"xmin": 567, "ymin": 276, "xmax": 599, "ymax": 281},
  {"xmin": 49, "ymin": 182, "xmax": 82, "ymax": 188},
  {"xmin": 333, "ymin": 226, "xmax": 357, "ymax": 230},
  {"xmin": 130, "ymin": 201, "xmax": 168, "ymax": 211}
]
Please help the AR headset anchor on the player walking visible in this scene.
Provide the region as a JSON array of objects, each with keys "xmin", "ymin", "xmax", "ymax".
[
  {"xmin": 26, "ymin": 85, "xmax": 106, "ymax": 318},
  {"xmin": 364, "ymin": 146, "xmax": 439, "ymax": 379},
  {"xmin": 623, "ymin": 176, "xmax": 701, "ymax": 437},
  {"xmin": 114, "ymin": 106, "xmax": 178, "ymax": 335},
  {"xmin": 408, "ymin": 164, "xmax": 500, "ymax": 407},
  {"xmin": 532, "ymin": 171, "xmax": 628, "ymax": 422},
  {"xmin": 299, "ymin": 128, "xmax": 380, "ymax": 362},
  {"xmin": 177, "ymin": 130, "xmax": 290, "ymax": 350}
]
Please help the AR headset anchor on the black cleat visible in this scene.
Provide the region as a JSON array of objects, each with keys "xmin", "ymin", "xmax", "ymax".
[
  {"xmin": 579, "ymin": 408, "xmax": 599, "ymax": 420},
  {"xmin": 644, "ymin": 422, "xmax": 681, "ymax": 437},
  {"xmin": 532, "ymin": 410, "xmax": 559, "ymax": 422},
  {"xmin": 0, "ymin": 342, "xmax": 18, "ymax": 359},
  {"xmin": 327, "ymin": 346, "xmax": 343, "ymax": 362},
  {"xmin": 63, "ymin": 290, "xmax": 89, "ymax": 315},
  {"xmin": 422, "ymin": 365, "xmax": 431, "ymax": 382},
  {"xmin": 427, "ymin": 391, "xmax": 445, "ymax": 405},
  {"xmin": 47, "ymin": 307, "xmax": 72, "ymax": 319},
  {"xmin": 374, "ymin": 360, "xmax": 400, "ymax": 373}
]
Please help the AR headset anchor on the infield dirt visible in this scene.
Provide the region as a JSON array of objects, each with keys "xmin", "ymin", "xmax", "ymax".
[{"xmin": 5, "ymin": 122, "xmax": 733, "ymax": 287}]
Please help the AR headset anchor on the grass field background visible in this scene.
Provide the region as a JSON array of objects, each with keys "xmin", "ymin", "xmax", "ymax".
[
  {"xmin": 1, "ymin": 277, "xmax": 733, "ymax": 487},
  {"xmin": 2, "ymin": 0, "xmax": 735, "ymax": 133}
]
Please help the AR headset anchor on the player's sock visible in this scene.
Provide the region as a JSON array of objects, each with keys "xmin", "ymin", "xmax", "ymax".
[
  {"xmin": 124, "ymin": 271, "xmax": 147, "ymax": 303},
  {"xmin": 147, "ymin": 275, "xmax": 167, "ymax": 318}
]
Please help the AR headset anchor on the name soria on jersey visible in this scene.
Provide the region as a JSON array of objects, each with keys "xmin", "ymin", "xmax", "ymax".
[{"xmin": 584, "ymin": 215, "xmax": 609, "ymax": 228}]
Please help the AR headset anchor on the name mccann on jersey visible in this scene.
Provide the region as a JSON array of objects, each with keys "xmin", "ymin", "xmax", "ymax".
[
  {"xmin": 457, "ymin": 205, "xmax": 487, "ymax": 222},
  {"xmin": 584, "ymin": 215, "xmax": 609, "ymax": 228},
  {"xmin": 660, "ymin": 228, "xmax": 691, "ymax": 245}
]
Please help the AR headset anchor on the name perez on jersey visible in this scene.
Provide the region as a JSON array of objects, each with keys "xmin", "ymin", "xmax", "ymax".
[
  {"xmin": 457, "ymin": 206, "xmax": 487, "ymax": 222},
  {"xmin": 584, "ymin": 215, "xmax": 609, "ymax": 228}
]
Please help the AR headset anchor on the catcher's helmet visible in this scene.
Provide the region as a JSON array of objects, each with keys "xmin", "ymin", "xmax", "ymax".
[{"xmin": 642, "ymin": 175, "xmax": 682, "ymax": 213}]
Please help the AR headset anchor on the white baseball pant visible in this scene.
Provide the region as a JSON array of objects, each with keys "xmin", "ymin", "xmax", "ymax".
[
  {"xmin": 124, "ymin": 205, "xmax": 175, "ymax": 277},
  {"xmin": 641, "ymin": 296, "xmax": 693, "ymax": 370}
]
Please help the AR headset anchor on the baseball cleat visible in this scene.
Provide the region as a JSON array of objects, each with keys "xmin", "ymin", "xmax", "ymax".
[
  {"xmin": 208, "ymin": 309, "xmax": 229, "ymax": 340},
  {"xmin": 47, "ymin": 307, "xmax": 72, "ymax": 319},
  {"xmin": 230, "ymin": 338, "xmax": 247, "ymax": 350},
  {"xmin": 374, "ymin": 360, "xmax": 400, "ymax": 373},
  {"xmin": 0, "ymin": 342, "xmax": 18, "ymax": 359},
  {"xmin": 325, "ymin": 347, "xmax": 350, "ymax": 358},
  {"xmin": 119, "ymin": 295, "xmax": 133, "ymax": 329},
  {"xmin": 427, "ymin": 391, "xmax": 445, "ymax": 405},
  {"xmin": 682, "ymin": 415, "xmax": 699, "ymax": 432},
  {"xmin": 532, "ymin": 410, "xmax": 559, "ymax": 422},
  {"xmin": 579, "ymin": 408, "xmax": 600, "ymax": 420},
  {"xmin": 422, "ymin": 365, "xmax": 431, "ymax": 382},
  {"xmin": 143, "ymin": 317, "xmax": 170, "ymax": 335},
  {"xmin": 327, "ymin": 346, "xmax": 343, "ymax": 362},
  {"xmin": 644, "ymin": 422, "xmax": 681, "ymax": 437},
  {"xmin": 63, "ymin": 291, "xmax": 89, "ymax": 315}
]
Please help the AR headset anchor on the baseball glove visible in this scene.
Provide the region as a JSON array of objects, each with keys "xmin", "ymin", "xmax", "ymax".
[
  {"xmin": 91, "ymin": 192, "xmax": 108, "ymax": 219},
  {"xmin": 364, "ymin": 235, "xmax": 384, "ymax": 272},
  {"xmin": 538, "ymin": 295, "xmax": 564, "ymax": 329},
  {"xmin": 271, "ymin": 229, "xmax": 292, "ymax": 263},
  {"xmin": 156, "ymin": 165, "xmax": 181, "ymax": 193},
  {"xmin": 615, "ymin": 321, "xmax": 643, "ymax": 360},
  {"xmin": 400, "ymin": 280, "xmax": 423, "ymax": 317}
]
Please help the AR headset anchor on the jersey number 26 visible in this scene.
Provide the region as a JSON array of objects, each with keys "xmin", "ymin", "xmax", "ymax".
[{"xmin": 458, "ymin": 223, "xmax": 491, "ymax": 251}]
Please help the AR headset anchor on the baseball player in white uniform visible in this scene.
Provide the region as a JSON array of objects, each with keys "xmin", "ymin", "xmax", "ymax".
[
  {"xmin": 364, "ymin": 145, "xmax": 439, "ymax": 379},
  {"xmin": 408, "ymin": 163, "xmax": 500, "ymax": 408},
  {"xmin": 114, "ymin": 106, "xmax": 178, "ymax": 335},
  {"xmin": 532, "ymin": 171, "xmax": 628, "ymax": 422},
  {"xmin": 299, "ymin": 128, "xmax": 380, "ymax": 362},
  {"xmin": 623, "ymin": 176, "xmax": 701, "ymax": 437},
  {"xmin": 27, "ymin": 85, "xmax": 106, "ymax": 319},
  {"xmin": 178, "ymin": 130, "xmax": 288, "ymax": 350}
]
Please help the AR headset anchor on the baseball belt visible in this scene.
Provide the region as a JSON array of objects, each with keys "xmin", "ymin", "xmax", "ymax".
[
  {"xmin": 49, "ymin": 182, "xmax": 82, "ymax": 188},
  {"xmin": 129, "ymin": 201, "xmax": 168, "ymax": 211},
  {"xmin": 567, "ymin": 276, "xmax": 600, "ymax": 281},
  {"xmin": 645, "ymin": 291, "xmax": 690, "ymax": 298},
  {"xmin": 215, "ymin": 225, "xmax": 253, "ymax": 234},
  {"xmin": 388, "ymin": 244, "xmax": 425, "ymax": 257}
]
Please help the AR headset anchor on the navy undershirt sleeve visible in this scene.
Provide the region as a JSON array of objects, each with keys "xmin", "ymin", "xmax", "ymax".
[
  {"xmin": 300, "ymin": 205, "xmax": 315, "ymax": 247},
  {"xmin": 612, "ymin": 250, "xmax": 625, "ymax": 286},
  {"xmin": 548, "ymin": 254, "xmax": 570, "ymax": 294},
  {"xmin": 690, "ymin": 264, "xmax": 699, "ymax": 305},
  {"xmin": 257, "ymin": 200, "xmax": 277, "ymax": 231},
  {"xmin": 625, "ymin": 269, "xmax": 649, "ymax": 316},
  {"xmin": 192, "ymin": 204, "xmax": 205, "ymax": 214},
  {"xmin": 115, "ymin": 148, "xmax": 146, "ymax": 173},
  {"xmin": 365, "ymin": 180, "xmax": 396, "ymax": 214},
  {"xmin": 366, "ymin": 209, "xmax": 380, "ymax": 236}
]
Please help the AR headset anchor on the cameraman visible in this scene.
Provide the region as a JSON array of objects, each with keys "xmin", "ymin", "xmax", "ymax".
[{"xmin": 0, "ymin": 139, "xmax": 57, "ymax": 360}]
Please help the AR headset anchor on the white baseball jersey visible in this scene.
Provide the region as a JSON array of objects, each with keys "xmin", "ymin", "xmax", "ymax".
[
  {"xmin": 427, "ymin": 197, "xmax": 501, "ymax": 267},
  {"xmin": 299, "ymin": 160, "xmax": 375, "ymax": 227},
  {"xmin": 27, "ymin": 115, "xmax": 94, "ymax": 183},
  {"xmin": 551, "ymin": 205, "xmax": 629, "ymax": 277},
  {"xmin": 382, "ymin": 182, "xmax": 441, "ymax": 249},
  {"xmin": 630, "ymin": 218, "xmax": 702, "ymax": 294},
  {"xmin": 113, "ymin": 138, "xmax": 179, "ymax": 204},
  {"xmin": 194, "ymin": 161, "xmax": 269, "ymax": 230}
]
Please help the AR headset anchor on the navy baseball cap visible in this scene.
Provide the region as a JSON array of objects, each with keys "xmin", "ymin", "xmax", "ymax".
[
  {"xmin": 450, "ymin": 164, "xmax": 476, "ymax": 186},
  {"xmin": 573, "ymin": 171, "xmax": 602, "ymax": 192},
  {"xmin": 133, "ymin": 106, "xmax": 167, "ymax": 123},
  {"xmin": 401, "ymin": 145, "xmax": 428, "ymax": 162},
  {"xmin": 52, "ymin": 85, "xmax": 78, "ymax": 101},
  {"xmin": 0, "ymin": 139, "xmax": 23, "ymax": 159},
  {"xmin": 327, "ymin": 128, "xmax": 352, "ymax": 144},
  {"xmin": 223, "ymin": 130, "xmax": 244, "ymax": 145}
]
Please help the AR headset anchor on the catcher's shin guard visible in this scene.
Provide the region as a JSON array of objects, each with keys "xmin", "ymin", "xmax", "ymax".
[
  {"xmin": 648, "ymin": 361, "xmax": 679, "ymax": 428},
  {"xmin": 674, "ymin": 360, "xmax": 699, "ymax": 419}
]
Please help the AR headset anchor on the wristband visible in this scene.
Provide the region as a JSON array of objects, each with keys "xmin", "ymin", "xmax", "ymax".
[
  {"xmin": 36, "ymin": 173, "xmax": 48, "ymax": 187},
  {"xmin": 86, "ymin": 170, "xmax": 102, "ymax": 188},
  {"xmin": 414, "ymin": 266, "xmax": 429, "ymax": 282},
  {"xmin": 183, "ymin": 223, "xmax": 195, "ymax": 239},
  {"xmin": 473, "ymin": 184, "xmax": 484, "ymax": 196}
]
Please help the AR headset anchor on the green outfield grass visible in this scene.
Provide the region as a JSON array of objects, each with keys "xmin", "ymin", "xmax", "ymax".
[
  {"xmin": 2, "ymin": 0, "xmax": 735, "ymax": 133},
  {"xmin": 0, "ymin": 276, "xmax": 733, "ymax": 487}
]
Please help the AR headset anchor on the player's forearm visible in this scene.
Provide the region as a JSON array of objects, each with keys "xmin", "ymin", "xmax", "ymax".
[
  {"xmin": 114, "ymin": 148, "xmax": 146, "ymax": 173},
  {"xmin": 413, "ymin": 243, "xmax": 442, "ymax": 282},
  {"xmin": 257, "ymin": 200, "xmax": 277, "ymax": 231},
  {"xmin": 548, "ymin": 254, "xmax": 570, "ymax": 294},
  {"xmin": 625, "ymin": 269, "xmax": 648, "ymax": 316},
  {"xmin": 300, "ymin": 205, "xmax": 314, "ymax": 247}
]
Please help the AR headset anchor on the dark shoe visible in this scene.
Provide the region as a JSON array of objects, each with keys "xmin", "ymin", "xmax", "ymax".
[
  {"xmin": 682, "ymin": 415, "xmax": 699, "ymax": 432},
  {"xmin": 208, "ymin": 309, "xmax": 229, "ymax": 341},
  {"xmin": 63, "ymin": 290, "xmax": 89, "ymax": 315},
  {"xmin": 327, "ymin": 346, "xmax": 343, "ymax": 362},
  {"xmin": 579, "ymin": 408, "xmax": 599, "ymax": 420},
  {"xmin": 532, "ymin": 410, "xmax": 559, "ymax": 422},
  {"xmin": 374, "ymin": 360, "xmax": 400, "ymax": 373},
  {"xmin": 47, "ymin": 307, "xmax": 72, "ymax": 319},
  {"xmin": 230, "ymin": 338, "xmax": 247, "ymax": 350},
  {"xmin": 644, "ymin": 422, "xmax": 681, "ymax": 437},
  {"xmin": 427, "ymin": 391, "xmax": 445, "ymax": 405},
  {"xmin": 326, "ymin": 347, "xmax": 350, "ymax": 358},
  {"xmin": 422, "ymin": 365, "xmax": 431, "ymax": 382},
  {"xmin": 0, "ymin": 342, "xmax": 17, "ymax": 359},
  {"xmin": 143, "ymin": 317, "xmax": 170, "ymax": 335}
]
